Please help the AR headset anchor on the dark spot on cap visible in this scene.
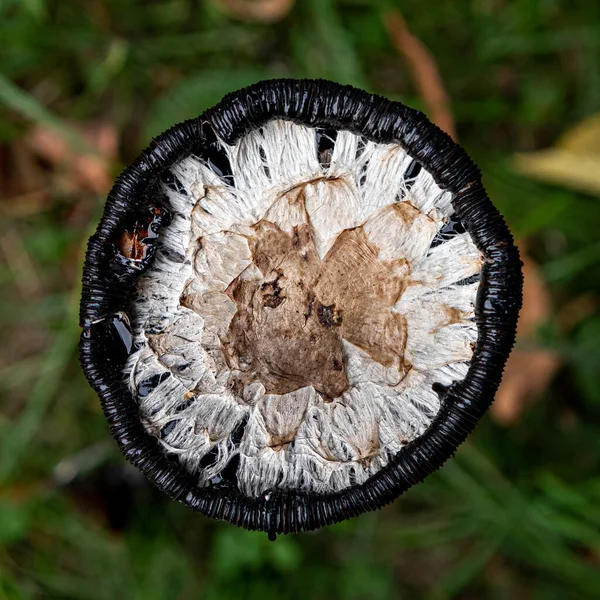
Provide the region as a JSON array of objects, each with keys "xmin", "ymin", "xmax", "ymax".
[
  {"xmin": 317, "ymin": 303, "xmax": 342, "ymax": 327},
  {"xmin": 456, "ymin": 273, "xmax": 481, "ymax": 286},
  {"xmin": 263, "ymin": 295, "xmax": 284, "ymax": 308},
  {"xmin": 160, "ymin": 420, "xmax": 177, "ymax": 439},
  {"xmin": 230, "ymin": 415, "xmax": 248, "ymax": 446},
  {"xmin": 89, "ymin": 312, "xmax": 133, "ymax": 372},
  {"xmin": 113, "ymin": 207, "xmax": 168, "ymax": 262},
  {"xmin": 316, "ymin": 128, "xmax": 337, "ymax": 169},
  {"xmin": 261, "ymin": 275, "xmax": 285, "ymax": 308},
  {"xmin": 199, "ymin": 445, "xmax": 219, "ymax": 469},
  {"xmin": 137, "ymin": 371, "xmax": 171, "ymax": 399},
  {"xmin": 217, "ymin": 454, "xmax": 240, "ymax": 484},
  {"xmin": 317, "ymin": 391, "xmax": 334, "ymax": 403},
  {"xmin": 175, "ymin": 396, "xmax": 195, "ymax": 412},
  {"xmin": 432, "ymin": 382, "xmax": 449, "ymax": 400}
]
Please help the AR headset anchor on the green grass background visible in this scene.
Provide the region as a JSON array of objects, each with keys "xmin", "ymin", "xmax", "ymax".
[{"xmin": 1, "ymin": 0, "xmax": 600, "ymax": 598}]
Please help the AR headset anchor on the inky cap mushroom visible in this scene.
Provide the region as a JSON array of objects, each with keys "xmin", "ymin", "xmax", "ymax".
[{"xmin": 80, "ymin": 80, "xmax": 522, "ymax": 538}]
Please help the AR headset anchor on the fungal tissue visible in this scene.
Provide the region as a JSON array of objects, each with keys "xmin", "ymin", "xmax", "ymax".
[{"xmin": 123, "ymin": 119, "xmax": 483, "ymax": 497}]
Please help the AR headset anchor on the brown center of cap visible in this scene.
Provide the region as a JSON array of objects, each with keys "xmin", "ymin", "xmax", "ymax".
[{"xmin": 221, "ymin": 189, "xmax": 411, "ymax": 399}]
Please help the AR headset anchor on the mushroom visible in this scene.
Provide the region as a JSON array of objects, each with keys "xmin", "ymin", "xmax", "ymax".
[{"xmin": 80, "ymin": 80, "xmax": 522, "ymax": 538}]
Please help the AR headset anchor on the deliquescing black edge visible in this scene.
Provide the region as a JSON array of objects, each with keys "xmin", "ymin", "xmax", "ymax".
[{"xmin": 79, "ymin": 79, "xmax": 523, "ymax": 537}]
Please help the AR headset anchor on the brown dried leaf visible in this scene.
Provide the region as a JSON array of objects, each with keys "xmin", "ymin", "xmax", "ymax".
[
  {"xmin": 215, "ymin": 0, "xmax": 294, "ymax": 23},
  {"xmin": 0, "ymin": 143, "xmax": 46, "ymax": 198},
  {"xmin": 0, "ymin": 141, "xmax": 53, "ymax": 217},
  {"xmin": 557, "ymin": 293, "xmax": 598, "ymax": 332},
  {"xmin": 491, "ymin": 254, "xmax": 561, "ymax": 425},
  {"xmin": 24, "ymin": 121, "xmax": 118, "ymax": 195},
  {"xmin": 384, "ymin": 9, "xmax": 456, "ymax": 140}
]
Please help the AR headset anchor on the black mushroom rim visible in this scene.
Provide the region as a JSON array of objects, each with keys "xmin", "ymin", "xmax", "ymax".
[{"xmin": 79, "ymin": 79, "xmax": 522, "ymax": 538}]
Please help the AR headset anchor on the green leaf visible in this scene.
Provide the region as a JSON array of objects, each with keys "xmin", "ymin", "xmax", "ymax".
[
  {"xmin": 0, "ymin": 74, "xmax": 97, "ymax": 155},
  {"xmin": 0, "ymin": 499, "xmax": 29, "ymax": 546}
]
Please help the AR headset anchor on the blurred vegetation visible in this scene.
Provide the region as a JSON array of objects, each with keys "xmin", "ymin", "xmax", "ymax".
[{"xmin": 1, "ymin": 0, "xmax": 599, "ymax": 598}]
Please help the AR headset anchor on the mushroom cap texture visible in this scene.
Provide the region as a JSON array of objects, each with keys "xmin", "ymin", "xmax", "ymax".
[{"xmin": 79, "ymin": 79, "xmax": 523, "ymax": 536}]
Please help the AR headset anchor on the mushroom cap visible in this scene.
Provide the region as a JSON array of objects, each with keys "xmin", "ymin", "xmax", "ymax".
[{"xmin": 80, "ymin": 79, "xmax": 522, "ymax": 536}]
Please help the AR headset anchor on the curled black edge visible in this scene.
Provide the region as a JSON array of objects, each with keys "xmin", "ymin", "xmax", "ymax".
[{"xmin": 79, "ymin": 78, "xmax": 523, "ymax": 536}]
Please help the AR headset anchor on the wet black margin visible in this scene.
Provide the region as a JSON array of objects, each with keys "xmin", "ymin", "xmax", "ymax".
[{"xmin": 79, "ymin": 79, "xmax": 523, "ymax": 537}]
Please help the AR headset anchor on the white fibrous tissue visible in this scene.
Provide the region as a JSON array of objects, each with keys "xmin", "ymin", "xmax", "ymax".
[{"xmin": 124, "ymin": 120, "xmax": 483, "ymax": 497}]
